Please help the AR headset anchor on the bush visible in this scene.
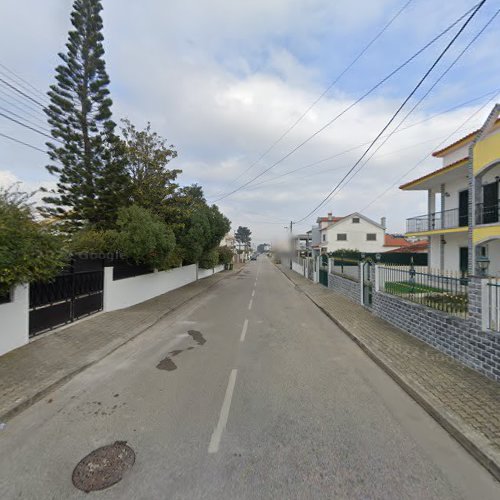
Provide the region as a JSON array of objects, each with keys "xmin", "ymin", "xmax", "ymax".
[
  {"xmin": 217, "ymin": 246, "xmax": 234, "ymax": 265},
  {"xmin": 115, "ymin": 205, "xmax": 176, "ymax": 270},
  {"xmin": 69, "ymin": 228, "xmax": 119, "ymax": 255},
  {"xmin": 199, "ymin": 248, "xmax": 218, "ymax": 269},
  {"xmin": 0, "ymin": 186, "xmax": 67, "ymax": 294}
]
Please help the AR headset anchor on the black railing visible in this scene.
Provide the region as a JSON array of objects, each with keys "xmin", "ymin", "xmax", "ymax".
[
  {"xmin": 380, "ymin": 265, "xmax": 468, "ymax": 318},
  {"xmin": 112, "ymin": 260, "xmax": 154, "ymax": 281},
  {"xmin": 0, "ymin": 291, "xmax": 10, "ymax": 304},
  {"xmin": 406, "ymin": 208, "xmax": 464, "ymax": 233},
  {"xmin": 476, "ymin": 201, "xmax": 499, "ymax": 225}
]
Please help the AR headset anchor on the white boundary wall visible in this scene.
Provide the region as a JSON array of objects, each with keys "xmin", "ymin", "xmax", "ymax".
[
  {"xmin": 0, "ymin": 285, "xmax": 29, "ymax": 356},
  {"xmin": 292, "ymin": 261, "xmax": 304, "ymax": 276},
  {"xmin": 103, "ymin": 264, "xmax": 198, "ymax": 312},
  {"xmin": 198, "ymin": 265, "xmax": 224, "ymax": 280}
]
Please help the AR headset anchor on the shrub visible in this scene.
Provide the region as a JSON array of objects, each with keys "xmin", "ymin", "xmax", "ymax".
[
  {"xmin": 0, "ymin": 186, "xmax": 67, "ymax": 294},
  {"xmin": 199, "ymin": 248, "xmax": 219, "ymax": 269},
  {"xmin": 115, "ymin": 205, "xmax": 176, "ymax": 270},
  {"xmin": 217, "ymin": 246, "xmax": 234, "ymax": 265},
  {"xmin": 69, "ymin": 228, "xmax": 119, "ymax": 255}
]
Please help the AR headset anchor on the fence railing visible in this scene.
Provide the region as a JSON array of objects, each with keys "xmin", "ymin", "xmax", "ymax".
[
  {"xmin": 487, "ymin": 279, "xmax": 500, "ymax": 332},
  {"xmin": 406, "ymin": 207, "xmax": 465, "ymax": 233},
  {"xmin": 379, "ymin": 265, "xmax": 468, "ymax": 318},
  {"xmin": 476, "ymin": 201, "xmax": 499, "ymax": 225}
]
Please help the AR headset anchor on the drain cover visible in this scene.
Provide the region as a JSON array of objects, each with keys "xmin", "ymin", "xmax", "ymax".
[{"xmin": 72, "ymin": 441, "xmax": 135, "ymax": 492}]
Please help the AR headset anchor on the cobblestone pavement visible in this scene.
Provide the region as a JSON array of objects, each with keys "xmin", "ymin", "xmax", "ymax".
[
  {"xmin": 0, "ymin": 267, "xmax": 243, "ymax": 421},
  {"xmin": 280, "ymin": 265, "xmax": 500, "ymax": 479}
]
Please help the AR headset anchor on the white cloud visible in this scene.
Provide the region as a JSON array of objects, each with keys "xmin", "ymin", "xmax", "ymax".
[{"xmin": 0, "ymin": 0, "xmax": 498, "ymax": 245}]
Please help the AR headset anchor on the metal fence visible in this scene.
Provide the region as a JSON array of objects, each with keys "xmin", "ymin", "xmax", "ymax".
[
  {"xmin": 379, "ymin": 265, "xmax": 468, "ymax": 318},
  {"xmin": 487, "ymin": 279, "xmax": 500, "ymax": 332},
  {"xmin": 406, "ymin": 207, "xmax": 462, "ymax": 233}
]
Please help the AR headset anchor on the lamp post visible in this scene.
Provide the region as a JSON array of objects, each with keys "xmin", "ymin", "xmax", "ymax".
[{"xmin": 477, "ymin": 255, "xmax": 490, "ymax": 277}]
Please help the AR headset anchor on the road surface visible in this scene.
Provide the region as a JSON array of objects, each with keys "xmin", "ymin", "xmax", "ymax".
[{"xmin": 0, "ymin": 257, "xmax": 499, "ymax": 499}]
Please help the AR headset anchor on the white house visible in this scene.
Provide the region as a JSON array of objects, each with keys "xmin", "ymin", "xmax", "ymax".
[
  {"xmin": 401, "ymin": 104, "xmax": 500, "ymax": 276},
  {"xmin": 316, "ymin": 212, "xmax": 391, "ymax": 253}
]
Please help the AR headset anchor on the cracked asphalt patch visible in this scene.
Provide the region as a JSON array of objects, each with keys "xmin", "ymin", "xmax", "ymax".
[{"xmin": 157, "ymin": 331, "xmax": 206, "ymax": 371}]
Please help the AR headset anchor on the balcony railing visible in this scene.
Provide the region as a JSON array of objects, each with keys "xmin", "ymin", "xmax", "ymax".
[
  {"xmin": 476, "ymin": 201, "xmax": 499, "ymax": 225},
  {"xmin": 406, "ymin": 208, "xmax": 467, "ymax": 233}
]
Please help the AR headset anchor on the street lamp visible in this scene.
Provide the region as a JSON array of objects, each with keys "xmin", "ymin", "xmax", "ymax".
[{"xmin": 477, "ymin": 255, "xmax": 490, "ymax": 276}]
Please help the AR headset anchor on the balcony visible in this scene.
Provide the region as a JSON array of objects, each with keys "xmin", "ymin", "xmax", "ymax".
[
  {"xmin": 476, "ymin": 201, "xmax": 499, "ymax": 225},
  {"xmin": 406, "ymin": 208, "xmax": 467, "ymax": 234}
]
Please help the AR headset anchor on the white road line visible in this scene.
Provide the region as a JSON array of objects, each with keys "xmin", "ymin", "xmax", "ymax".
[
  {"xmin": 248, "ymin": 299, "xmax": 253, "ymax": 310},
  {"xmin": 208, "ymin": 369, "xmax": 238, "ymax": 454},
  {"xmin": 251, "ymin": 290, "xmax": 255, "ymax": 297},
  {"xmin": 240, "ymin": 319, "xmax": 249, "ymax": 342}
]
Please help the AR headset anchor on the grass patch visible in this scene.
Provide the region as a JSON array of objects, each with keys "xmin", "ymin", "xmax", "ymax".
[{"xmin": 385, "ymin": 281, "xmax": 441, "ymax": 294}]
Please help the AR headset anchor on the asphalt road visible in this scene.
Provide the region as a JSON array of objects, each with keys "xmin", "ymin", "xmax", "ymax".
[{"xmin": 1, "ymin": 257, "xmax": 499, "ymax": 499}]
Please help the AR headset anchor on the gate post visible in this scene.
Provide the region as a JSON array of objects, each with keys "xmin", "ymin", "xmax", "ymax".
[{"xmin": 359, "ymin": 262, "xmax": 364, "ymax": 305}]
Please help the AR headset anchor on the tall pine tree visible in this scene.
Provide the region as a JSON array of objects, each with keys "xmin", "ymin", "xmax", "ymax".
[{"xmin": 43, "ymin": 0, "xmax": 129, "ymax": 230}]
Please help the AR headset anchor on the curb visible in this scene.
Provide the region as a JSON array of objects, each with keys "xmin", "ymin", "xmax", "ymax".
[
  {"xmin": 276, "ymin": 264, "xmax": 500, "ymax": 482},
  {"xmin": 1, "ymin": 267, "xmax": 244, "ymax": 423}
]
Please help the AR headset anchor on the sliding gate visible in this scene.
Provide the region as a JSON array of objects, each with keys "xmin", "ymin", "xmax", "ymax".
[{"xmin": 29, "ymin": 258, "xmax": 104, "ymax": 337}]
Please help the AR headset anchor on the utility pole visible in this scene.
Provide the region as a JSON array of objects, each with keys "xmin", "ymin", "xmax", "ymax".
[{"xmin": 289, "ymin": 220, "xmax": 293, "ymax": 269}]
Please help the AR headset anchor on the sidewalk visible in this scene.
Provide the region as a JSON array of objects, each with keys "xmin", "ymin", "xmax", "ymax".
[
  {"xmin": 0, "ymin": 266, "xmax": 243, "ymax": 422},
  {"xmin": 279, "ymin": 265, "xmax": 500, "ymax": 481}
]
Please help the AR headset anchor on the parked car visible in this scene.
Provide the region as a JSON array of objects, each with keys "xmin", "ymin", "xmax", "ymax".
[{"xmin": 250, "ymin": 254, "xmax": 257, "ymax": 261}]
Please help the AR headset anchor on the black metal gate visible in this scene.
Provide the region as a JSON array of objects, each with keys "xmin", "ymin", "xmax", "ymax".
[
  {"xmin": 319, "ymin": 255, "xmax": 329, "ymax": 287},
  {"xmin": 362, "ymin": 260, "xmax": 373, "ymax": 307},
  {"xmin": 29, "ymin": 258, "xmax": 104, "ymax": 337}
]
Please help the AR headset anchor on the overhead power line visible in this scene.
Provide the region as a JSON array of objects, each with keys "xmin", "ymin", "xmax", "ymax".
[
  {"xmin": 217, "ymin": 0, "xmax": 414, "ymax": 192},
  {"xmin": 360, "ymin": 91, "xmax": 500, "ymax": 213},
  {"xmin": 234, "ymin": 87, "xmax": 499, "ymax": 192},
  {"xmin": 0, "ymin": 62, "xmax": 50, "ymax": 103},
  {"xmin": 0, "ymin": 132, "xmax": 46, "ymax": 153},
  {"xmin": 292, "ymin": 0, "xmax": 487, "ymax": 224},
  {"xmin": 326, "ymin": 4, "xmax": 500, "ymax": 206},
  {"xmin": 0, "ymin": 93, "xmax": 48, "ymax": 124},
  {"xmin": 0, "ymin": 87, "xmax": 47, "ymax": 120},
  {"xmin": 0, "ymin": 105, "xmax": 52, "ymax": 134},
  {"xmin": 0, "ymin": 111, "xmax": 57, "ymax": 142},
  {"xmin": 0, "ymin": 77, "xmax": 46, "ymax": 108},
  {"xmin": 210, "ymin": 2, "xmax": 480, "ymax": 203}
]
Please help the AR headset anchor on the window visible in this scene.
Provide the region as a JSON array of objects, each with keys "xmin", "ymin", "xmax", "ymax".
[
  {"xmin": 352, "ymin": 217, "xmax": 360, "ymax": 223},
  {"xmin": 322, "ymin": 234, "xmax": 326, "ymax": 242},
  {"xmin": 337, "ymin": 233, "xmax": 347, "ymax": 241},
  {"xmin": 366, "ymin": 233, "xmax": 377, "ymax": 241}
]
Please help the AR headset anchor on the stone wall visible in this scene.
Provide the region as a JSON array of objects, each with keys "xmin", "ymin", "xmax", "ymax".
[
  {"xmin": 372, "ymin": 280, "xmax": 500, "ymax": 382},
  {"xmin": 328, "ymin": 273, "xmax": 360, "ymax": 304}
]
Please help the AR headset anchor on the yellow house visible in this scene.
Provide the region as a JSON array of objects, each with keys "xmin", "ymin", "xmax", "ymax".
[{"xmin": 400, "ymin": 104, "xmax": 500, "ymax": 276}]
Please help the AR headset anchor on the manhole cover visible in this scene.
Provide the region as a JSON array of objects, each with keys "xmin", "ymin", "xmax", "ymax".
[{"xmin": 72, "ymin": 441, "xmax": 135, "ymax": 492}]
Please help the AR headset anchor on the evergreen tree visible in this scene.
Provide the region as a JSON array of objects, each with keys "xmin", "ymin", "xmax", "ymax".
[{"xmin": 43, "ymin": 0, "xmax": 129, "ymax": 230}]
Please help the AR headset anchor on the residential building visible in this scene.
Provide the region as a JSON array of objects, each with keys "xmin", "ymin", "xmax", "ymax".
[
  {"xmin": 384, "ymin": 240, "xmax": 429, "ymax": 254},
  {"xmin": 316, "ymin": 212, "xmax": 392, "ymax": 253},
  {"xmin": 401, "ymin": 105, "xmax": 500, "ymax": 276}
]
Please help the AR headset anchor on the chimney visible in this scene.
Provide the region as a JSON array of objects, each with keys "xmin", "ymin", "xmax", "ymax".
[
  {"xmin": 381, "ymin": 217, "xmax": 387, "ymax": 229},
  {"xmin": 328, "ymin": 212, "xmax": 332, "ymax": 221}
]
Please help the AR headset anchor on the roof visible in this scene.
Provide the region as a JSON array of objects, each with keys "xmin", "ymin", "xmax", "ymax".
[
  {"xmin": 385, "ymin": 240, "xmax": 429, "ymax": 253},
  {"xmin": 399, "ymin": 156, "xmax": 468, "ymax": 190},
  {"xmin": 384, "ymin": 235, "xmax": 411, "ymax": 247},
  {"xmin": 316, "ymin": 216, "xmax": 344, "ymax": 224},
  {"xmin": 432, "ymin": 117, "xmax": 500, "ymax": 158}
]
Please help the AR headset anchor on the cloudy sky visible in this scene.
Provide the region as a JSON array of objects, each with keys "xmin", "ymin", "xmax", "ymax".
[{"xmin": 0, "ymin": 0, "xmax": 499, "ymax": 245}]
